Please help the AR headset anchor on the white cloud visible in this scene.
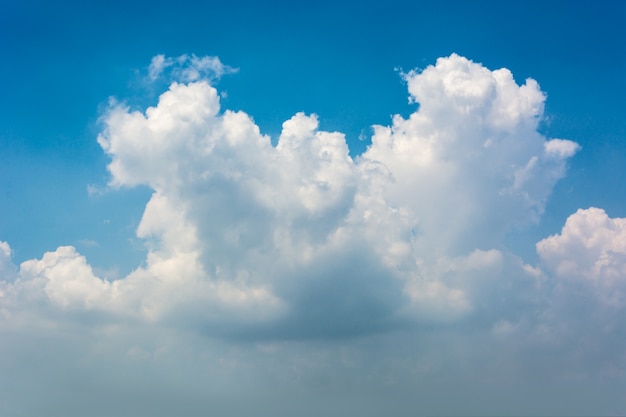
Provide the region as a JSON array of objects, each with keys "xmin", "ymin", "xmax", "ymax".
[
  {"xmin": 544, "ymin": 138, "xmax": 581, "ymax": 158},
  {"xmin": 3, "ymin": 53, "xmax": 626, "ymax": 416},
  {"xmin": 147, "ymin": 54, "xmax": 237, "ymax": 83},
  {"xmin": 364, "ymin": 55, "xmax": 579, "ymax": 258},
  {"xmin": 1, "ymin": 54, "xmax": 583, "ymax": 338},
  {"xmin": 538, "ymin": 207, "xmax": 626, "ymax": 307},
  {"xmin": 148, "ymin": 54, "xmax": 168, "ymax": 80},
  {"xmin": 0, "ymin": 241, "xmax": 16, "ymax": 281}
]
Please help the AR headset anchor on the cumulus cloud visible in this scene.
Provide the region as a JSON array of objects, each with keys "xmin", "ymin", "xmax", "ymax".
[
  {"xmin": 0, "ymin": 54, "xmax": 583, "ymax": 339},
  {"xmin": 538, "ymin": 207, "xmax": 626, "ymax": 307},
  {"xmin": 5, "ymin": 53, "xmax": 626, "ymax": 416}
]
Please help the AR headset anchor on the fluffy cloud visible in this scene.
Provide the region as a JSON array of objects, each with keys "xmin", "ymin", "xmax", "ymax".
[
  {"xmin": 369, "ymin": 56, "xmax": 579, "ymax": 252},
  {"xmin": 538, "ymin": 207, "xmax": 626, "ymax": 307},
  {"xmin": 1, "ymin": 54, "xmax": 583, "ymax": 339},
  {"xmin": 4, "ymin": 53, "xmax": 626, "ymax": 416}
]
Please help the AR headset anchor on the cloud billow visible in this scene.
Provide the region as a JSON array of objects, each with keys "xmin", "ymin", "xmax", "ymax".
[
  {"xmin": 1, "ymin": 54, "xmax": 589, "ymax": 340},
  {"xmin": 4, "ymin": 52, "xmax": 626, "ymax": 416}
]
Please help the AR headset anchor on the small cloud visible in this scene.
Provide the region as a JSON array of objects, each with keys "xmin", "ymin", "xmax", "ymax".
[
  {"xmin": 544, "ymin": 138, "xmax": 581, "ymax": 158},
  {"xmin": 492, "ymin": 319, "xmax": 518, "ymax": 336},
  {"xmin": 78, "ymin": 239, "xmax": 99, "ymax": 248},
  {"xmin": 87, "ymin": 183, "xmax": 115, "ymax": 197},
  {"xmin": 147, "ymin": 53, "xmax": 238, "ymax": 84},
  {"xmin": 537, "ymin": 207, "xmax": 626, "ymax": 307},
  {"xmin": 148, "ymin": 54, "xmax": 168, "ymax": 80},
  {"xmin": 87, "ymin": 184, "xmax": 100, "ymax": 196}
]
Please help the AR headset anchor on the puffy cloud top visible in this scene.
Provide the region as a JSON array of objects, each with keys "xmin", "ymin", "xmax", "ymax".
[
  {"xmin": 364, "ymin": 54, "xmax": 579, "ymax": 255},
  {"xmin": 538, "ymin": 207, "xmax": 626, "ymax": 307}
]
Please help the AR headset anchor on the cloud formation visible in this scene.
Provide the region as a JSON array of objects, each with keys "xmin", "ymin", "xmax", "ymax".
[
  {"xmin": 538, "ymin": 207, "xmax": 626, "ymax": 307},
  {"xmin": 1, "ymin": 54, "xmax": 584, "ymax": 339},
  {"xmin": 4, "ymin": 52, "xmax": 626, "ymax": 416}
]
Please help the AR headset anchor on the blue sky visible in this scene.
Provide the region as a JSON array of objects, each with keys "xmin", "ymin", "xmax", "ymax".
[{"xmin": 1, "ymin": 1, "xmax": 625, "ymax": 416}]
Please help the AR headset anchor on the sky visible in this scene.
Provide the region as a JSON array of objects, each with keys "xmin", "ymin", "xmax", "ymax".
[{"xmin": 1, "ymin": 1, "xmax": 625, "ymax": 416}]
